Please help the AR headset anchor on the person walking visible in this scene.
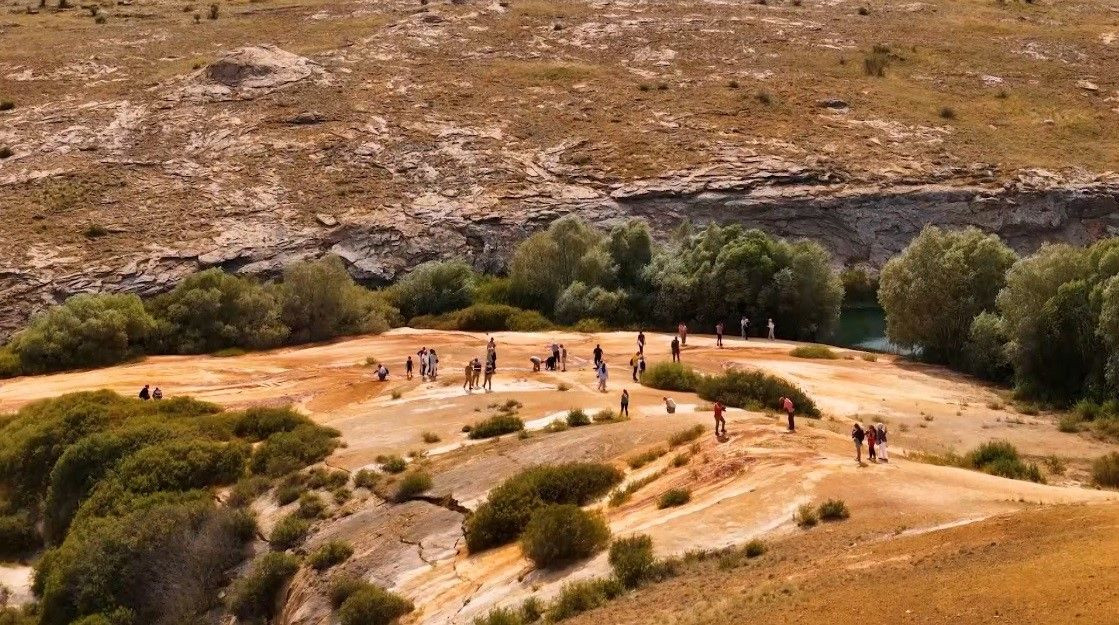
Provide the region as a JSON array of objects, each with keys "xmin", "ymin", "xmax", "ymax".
[
  {"xmin": 852, "ymin": 423, "xmax": 865, "ymax": 463},
  {"xmin": 405, "ymin": 356, "xmax": 414, "ymax": 380},
  {"xmin": 152, "ymin": 387, "xmax": 163, "ymax": 400},
  {"xmin": 139, "ymin": 385, "xmax": 150, "ymax": 401},
  {"xmin": 678, "ymin": 322, "xmax": 688, "ymax": 347},
  {"xmin": 638, "ymin": 355, "xmax": 646, "ymax": 379},
  {"xmin": 670, "ymin": 336, "xmax": 681, "ymax": 363},
  {"xmin": 551, "ymin": 342, "xmax": 560, "ymax": 367},
  {"xmin": 713, "ymin": 400, "xmax": 727, "ymax": 438},
  {"xmin": 630, "ymin": 352, "xmax": 640, "ymax": 382},
  {"xmin": 620, "ymin": 389, "xmax": 630, "ymax": 418},
  {"xmin": 637, "ymin": 331, "xmax": 646, "ymax": 355},
  {"xmin": 780, "ymin": 396, "xmax": 796, "ymax": 431},
  {"xmin": 767, "ymin": 318, "xmax": 776, "ymax": 340},
  {"xmin": 716, "ymin": 321, "xmax": 724, "ymax": 348},
  {"xmin": 740, "ymin": 315, "xmax": 749, "ymax": 340},
  {"xmin": 560, "ymin": 344, "xmax": 568, "ymax": 372},
  {"xmin": 483, "ymin": 359, "xmax": 495, "ymax": 391},
  {"xmin": 866, "ymin": 423, "xmax": 878, "ymax": 463},
  {"xmin": 597, "ymin": 361, "xmax": 609, "ymax": 392},
  {"xmin": 876, "ymin": 423, "xmax": 888, "ymax": 462},
  {"xmin": 418, "ymin": 347, "xmax": 428, "ymax": 380},
  {"xmin": 593, "ymin": 344, "xmax": 603, "ymax": 367},
  {"xmin": 487, "ymin": 337, "xmax": 497, "ymax": 366},
  {"xmin": 471, "ymin": 358, "xmax": 482, "ymax": 389},
  {"xmin": 463, "ymin": 361, "xmax": 474, "ymax": 391}
]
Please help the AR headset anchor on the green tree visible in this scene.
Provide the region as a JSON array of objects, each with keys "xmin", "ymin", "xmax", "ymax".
[
  {"xmin": 554, "ymin": 282, "xmax": 627, "ymax": 324},
  {"xmin": 508, "ymin": 217, "xmax": 602, "ymax": 311},
  {"xmin": 879, "ymin": 226, "xmax": 1017, "ymax": 363},
  {"xmin": 390, "ymin": 260, "xmax": 476, "ymax": 320},
  {"xmin": 11, "ymin": 293, "xmax": 155, "ymax": 373},
  {"xmin": 278, "ymin": 256, "xmax": 395, "ymax": 343},
  {"xmin": 605, "ymin": 219, "xmax": 654, "ymax": 287}
]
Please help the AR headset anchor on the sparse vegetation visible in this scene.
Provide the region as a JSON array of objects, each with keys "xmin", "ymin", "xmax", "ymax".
[
  {"xmin": 817, "ymin": 499, "xmax": 850, "ymax": 521},
  {"xmin": 468, "ymin": 414, "xmax": 525, "ymax": 439},
  {"xmin": 297, "ymin": 491, "xmax": 327, "ymax": 518},
  {"xmin": 227, "ymin": 552, "xmax": 300, "ymax": 621},
  {"xmin": 939, "ymin": 106, "xmax": 957, "ymax": 120},
  {"xmin": 790, "ymin": 345, "xmax": 838, "ymax": 359},
  {"xmin": 627, "ymin": 447, "xmax": 667, "ymax": 470},
  {"xmin": 964, "ymin": 441, "xmax": 1043, "ymax": 482},
  {"xmin": 520, "ymin": 504, "xmax": 610, "ymax": 568},
  {"xmin": 270, "ymin": 513, "xmax": 312, "ymax": 549},
  {"xmin": 795, "ymin": 503, "xmax": 819, "ymax": 527},
  {"xmin": 668, "ymin": 424, "xmax": 706, "ymax": 447},
  {"xmin": 309, "ymin": 540, "xmax": 354, "ymax": 570},
  {"xmin": 609, "ymin": 534, "xmax": 657, "ymax": 588},
  {"xmin": 422, "ymin": 431, "xmax": 441, "ymax": 444},
  {"xmin": 864, "ymin": 44, "xmax": 891, "ymax": 77},
  {"xmin": 547, "ymin": 578, "xmax": 624, "ymax": 621},
  {"xmin": 379, "ymin": 455, "xmax": 408, "ymax": 473},
  {"xmin": 394, "ymin": 470, "xmax": 433, "ymax": 501},
  {"xmin": 744, "ymin": 539, "xmax": 766, "ymax": 558},
  {"xmin": 608, "ymin": 469, "xmax": 666, "ymax": 507},
  {"xmin": 566, "ymin": 409, "xmax": 591, "ymax": 427},
  {"xmin": 1092, "ymin": 452, "xmax": 1119, "ymax": 488},
  {"xmin": 657, "ymin": 488, "xmax": 691, "ymax": 509}
]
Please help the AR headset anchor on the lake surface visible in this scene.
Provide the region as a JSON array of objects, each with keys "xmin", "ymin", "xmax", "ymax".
[{"xmin": 834, "ymin": 306, "xmax": 907, "ymax": 354}]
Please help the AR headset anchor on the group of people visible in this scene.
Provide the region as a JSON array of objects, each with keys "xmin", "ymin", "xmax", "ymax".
[
  {"xmin": 407, "ymin": 347, "xmax": 440, "ymax": 381},
  {"xmin": 851, "ymin": 422, "xmax": 888, "ymax": 463},
  {"xmin": 137, "ymin": 384, "xmax": 163, "ymax": 401},
  {"xmin": 531, "ymin": 342, "xmax": 568, "ymax": 372}
]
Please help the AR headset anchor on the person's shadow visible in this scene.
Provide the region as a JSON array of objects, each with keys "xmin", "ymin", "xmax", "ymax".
[{"xmin": 716, "ymin": 433, "xmax": 730, "ymax": 443}]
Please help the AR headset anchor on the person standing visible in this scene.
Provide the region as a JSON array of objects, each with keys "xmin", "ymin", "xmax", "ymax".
[
  {"xmin": 560, "ymin": 344, "xmax": 568, "ymax": 372},
  {"xmin": 427, "ymin": 348, "xmax": 438, "ymax": 380},
  {"xmin": 713, "ymin": 400, "xmax": 727, "ymax": 438},
  {"xmin": 715, "ymin": 321, "xmax": 724, "ymax": 348},
  {"xmin": 483, "ymin": 359, "xmax": 495, "ymax": 391},
  {"xmin": 593, "ymin": 343, "xmax": 603, "ymax": 367},
  {"xmin": 551, "ymin": 342, "xmax": 560, "ymax": 367},
  {"xmin": 781, "ymin": 396, "xmax": 796, "ymax": 432},
  {"xmin": 463, "ymin": 361, "xmax": 474, "ymax": 391},
  {"xmin": 638, "ymin": 355, "xmax": 646, "ymax": 379},
  {"xmin": 597, "ymin": 361, "xmax": 609, "ymax": 392},
  {"xmin": 620, "ymin": 389, "xmax": 630, "ymax": 418},
  {"xmin": 866, "ymin": 424, "xmax": 878, "ymax": 463},
  {"xmin": 405, "ymin": 356, "xmax": 414, "ymax": 380},
  {"xmin": 487, "ymin": 336, "xmax": 497, "ymax": 364},
  {"xmin": 637, "ymin": 331, "xmax": 646, "ymax": 355},
  {"xmin": 740, "ymin": 315, "xmax": 749, "ymax": 340},
  {"xmin": 767, "ymin": 318, "xmax": 776, "ymax": 340},
  {"xmin": 630, "ymin": 352, "xmax": 640, "ymax": 382},
  {"xmin": 876, "ymin": 423, "xmax": 888, "ymax": 462},
  {"xmin": 418, "ymin": 347, "xmax": 428, "ymax": 380},
  {"xmin": 852, "ymin": 423, "xmax": 865, "ymax": 463},
  {"xmin": 670, "ymin": 336, "xmax": 681, "ymax": 363},
  {"xmin": 471, "ymin": 358, "xmax": 482, "ymax": 389},
  {"xmin": 139, "ymin": 385, "xmax": 151, "ymax": 401},
  {"xmin": 678, "ymin": 322, "xmax": 688, "ymax": 347}
]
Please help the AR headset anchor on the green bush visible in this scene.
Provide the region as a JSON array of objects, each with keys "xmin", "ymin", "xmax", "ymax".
[
  {"xmin": 309, "ymin": 540, "xmax": 354, "ymax": 570},
  {"xmin": 657, "ymin": 488, "xmax": 691, "ymax": 509},
  {"xmin": 274, "ymin": 478, "xmax": 305, "ymax": 505},
  {"xmin": 297, "ymin": 492, "xmax": 326, "ymax": 518},
  {"xmin": 547, "ymin": 577, "xmax": 624, "ymax": 621},
  {"xmin": 305, "ymin": 467, "xmax": 349, "ymax": 490},
  {"xmin": 394, "ymin": 470, "xmax": 433, "ymax": 502},
  {"xmin": 233, "ymin": 406, "xmax": 310, "ymax": 440},
  {"xmin": 817, "ymin": 499, "xmax": 850, "ymax": 521},
  {"xmin": 277, "ymin": 255, "xmax": 396, "ymax": 343},
  {"xmin": 0, "ymin": 512, "xmax": 38, "ymax": 557},
  {"xmin": 609, "ymin": 534, "xmax": 656, "ymax": 588},
  {"xmin": 789, "ymin": 345, "xmax": 838, "ymax": 359},
  {"xmin": 0, "ymin": 346, "xmax": 22, "ymax": 378},
  {"xmin": 328, "ymin": 574, "xmax": 365, "ymax": 608},
  {"xmin": 9, "ymin": 293, "xmax": 155, "ymax": 374},
  {"xmin": 250, "ymin": 424, "xmax": 341, "ymax": 476},
  {"xmin": 795, "ymin": 503, "xmax": 818, "ymax": 527},
  {"xmin": 1092, "ymin": 452, "xmax": 1119, "ymax": 488},
  {"xmin": 592, "ymin": 409, "xmax": 620, "ymax": 423},
  {"xmin": 337, "ymin": 584, "xmax": 414, "ymax": 625},
  {"xmin": 743, "ymin": 539, "xmax": 766, "ymax": 558},
  {"xmin": 473, "ymin": 606, "xmax": 526, "ymax": 625},
  {"xmin": 390, "ymin": 260, "xmax": 477, "ymax": 320},
  {"xmin": 379, "ymin": 455, "xmax": 408, "ymax": 474},
  {"xmin": 964, "ymin": 441, "xmax": 1043, "ymax": 482},
  {"xmin": 269, "ymin": 514, "xmax": 311, "ymax": 550},
  {"xmin": 465, "ymin": 463, "xmax": 622, "ymax": 552},
  {"xmin": 565, "ymin": 409, "xmax": 591, "ymax": 427},
  {"xmin": 554, "ymin": 282, "xmax": 627, "ymax": 325},
  {"xmin": 520, "ymin": 504, "xmax": 610, "ymax": 568},
  {"xmin": 697, "ymin": 369, "xmax": 820, "ymax": 417},
  {"xmin": 507, "ymin": 310, "xmax": 554, "ymax": 331},
  {"xmin": 626, "ymin": 447, "xmax": 666, "ymax": 470},
  {"xmin": 571, "ymin": 318, "xmax": 607, "ymax": 333},
  {"xmin": 640, "ymin": 362, "xmax": 701, "ymax": 392},
  {"xmin": 468, "ymin": 414, "xmax": 525, "ymax": 439},
  {"xmin": 454, "ymin": 304, "xmax": 525, "ymax": 331},
  {"xmin": 113, "ymin": 439, "xmax": 248, "ymax": 493},
  {"xmin": 354, "ymin": 469, "xmax": 380, "ymax": 489},
  {"xmin": 668, "ymin": 424, "xmax": 705, "ymax": 447},
  {"xmin": 227, "ymin": 476, "xmax": 272, "ymax": 507},
  {"xmin": 227, "ymin": 552, "xmax": 299, "ymax": 620}
]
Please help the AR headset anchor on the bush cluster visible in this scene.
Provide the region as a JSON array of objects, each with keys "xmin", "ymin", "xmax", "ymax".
[
  {"xmin": 963, "ymin": 441, "xmax": 1043, "ymax": 483},
  {"xmin": 641, "ymin": 364, "xmax": 818, "ymax": 417},
  {"xmin": 332, "ymin": 579, "xmax": 413, "ymax": 625},
  {"xmin": 465, "ymin": 463, "xmax": 622, "ymax": 552},
  {"xmin": 468, "ymin": 414, "xmax": 525, "ymax": 439},
  {"xmin": 1093, "ymin": 452, "xmax": 1119, "ymax": 488},
  {"xmin": 309, "ymin": 540, "xmax": 355, "ymax": 570},
  {"xmin": 227, "ymin": 552, "xmax": 299, "ymax": 621},
  {"xmin": 640, "ymin": 362, "xmax": 701, "ymax": 391},
  {"xmin": 656, "ymin": 488, "xmax": 691, "ymax": 509},
  {"xmin": 519, "ymin": 504, "xmax": 610, "ymax": 568}
]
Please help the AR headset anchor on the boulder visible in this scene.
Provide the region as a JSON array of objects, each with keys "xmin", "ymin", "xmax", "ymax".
[{"xmin": 205, "ymin": 45, "xmax": 321, "ymax": 93}]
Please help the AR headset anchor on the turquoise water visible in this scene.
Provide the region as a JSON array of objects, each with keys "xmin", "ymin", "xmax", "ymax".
[{"xmin": 834, "ymin": 306, "xmax": 906, "ymax": 354}]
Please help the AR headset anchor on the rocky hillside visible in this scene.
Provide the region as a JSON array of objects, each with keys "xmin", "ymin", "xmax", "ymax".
[{"xmin": 1, "ymin": 0, "xmax": 1118, "ymax": 335}]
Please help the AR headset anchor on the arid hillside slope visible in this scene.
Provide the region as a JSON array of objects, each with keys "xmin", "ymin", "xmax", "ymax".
[{"xmin": 1, "ymin": 0, "xmax": 1119, "ymax": 334}]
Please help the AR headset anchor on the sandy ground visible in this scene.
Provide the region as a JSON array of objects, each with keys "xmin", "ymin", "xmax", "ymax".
[{"xmin": 1, "ymin": 329, "xmax": 1116, "ymax": 623}]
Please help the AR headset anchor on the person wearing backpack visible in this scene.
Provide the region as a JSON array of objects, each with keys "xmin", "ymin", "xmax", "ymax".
[
  {"xmin": 138, "ymin": 385, "xmax": 150, "ymax": 401},
  {"xmin": 852, "ymin": 423, "xmax": 865, "ymax": 463}
]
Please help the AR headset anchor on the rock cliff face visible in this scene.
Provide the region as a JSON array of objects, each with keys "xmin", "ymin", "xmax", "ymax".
[{"xmin": 2, "ymin": 166, "xmax": 1116, "ymax": 339}]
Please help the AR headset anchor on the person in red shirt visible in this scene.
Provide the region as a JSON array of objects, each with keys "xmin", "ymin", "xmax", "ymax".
[
  {"xmin": 713, "ymin": 401, "xmax": 726, "ymax": 438},
  {"xmin": 866, "ymin": 423, "xmax": 878, "ymax": 462},
  {"xmin": 780, "ymin": 396, "xmax": 796, "ymax": 431}
]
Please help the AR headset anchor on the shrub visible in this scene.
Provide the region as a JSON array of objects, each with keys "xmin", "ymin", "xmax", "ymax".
[
  {"xmin": 83, "ymin": 224, "xmax": 109, "ymax": 238},
  {"xmin": 0, "ymin": 101, "xmax": 13, "ymax": 111},
  {"xmin": 789, "ymin": 345, "xmax": 838, "ymax": 359},
  {"xmin": 233, "ymin": 406, "xmax": 310, "ymax": 440},
  {"xmin": 520, "ymin": 504, "xmax": 610, "ymax": 568},
  {"xmin": 455, "ymin": 304, "xmax": 524, "ymax": 331},
  {"xmin": 547, "ymin": 578, "xmax": 624, "ymax": 621},
  {"xmin": 795, "ymin": 503, "xmax": 818, "ymax": 527},
  {"xmin": 543, "ymin": 419, "xmax": 568, "ymax": 433},
  {"xmin": 817, "ymin": 499, "xmax": 850, "ymax": 521},
  {"xmin": 507, "ymin": 310, "xmax": 554, "ymax": 331},
  {"xmin": 696, "ymin": 369, "xmax": 820, "ymax": 417},
  {"xmin": 394, "ymin": 470, "xmax": 433, "ymax": 502},
  {"xmin": 657, "ymin": 488, "xmax": 691, "ymax": 509},
  {"xmin": 227, "ymin": 475, "xmax": 272, "ymax": 508},
  {"xmin": 305, "ymin": 468, "xmax": 349, "ymax": 490},
  {"xmin": 864, "ymin": 44, "xmax": 891, "ymax": 77},
  {"xmin": 468, "ymin": 414, "xmax": 525, "ymax": 439},
  {"xmin": 278, "ymin": 256, "xmax": 396, "ymax": 343},
  {"xmin": 269, "ymin": 514, "xmax": 311, "ymax": 550},
  {"xmin": 354, "ymin": 469, "xmax": 380, "ymax": 489},
  {"xmin": 328, "ymin": 574, "xmax": 364, "ymax": 608},
  {"xmin": 337, "ymin": 585, "xmax": 414, "ymax": 625},
  {"xmin": 250, "ymin": 424, "xmax": 341, "ymax": 476},
  {"xmin": 465, "ymin": 463, "xmax": 622, "ymax": 552},
  {"xmin": 0, "ymin": 512, "xmax": 38, "ymax": 558},
  {"xmin": 571, "ymin": 318, "xmax": 607, "ymax": 333},
  {"xmin": 608, "ymin": 469, "xmax": 666, "ymax": 507},
  {"xmin": 939, "ymin": 106, "xmax": 957, "ymax": 120},
  {"xmin": 309, "ymin": 540, "xmax": 354, "ymax": 570},
  {"xmin": 390, "ymin": 260, "xmax": 476, "ymax": 320},
  {"xmin": 10, "ymin": 293, "xmax": 155, "ymax": 373},
  {"xmin": 668, "ymin": 424, "xmax": 705, "ymax": 447},
  {"xmin": 755, "ymin": 90, "xmax": 773, "ymax": 105},
  {"xmin": 744, "ymin": 539, "xmax": 765, "ymax": 558},
  {"xmin": 274, "ymin": 479, "xmax": 305, "ymax": 506},
  {"xmin": 379, "ymin": 455, "xmax": 408, "ymax": 474},
  {"xmin": 592, "ymin": 408, "xmax": 619, "ymax": 423},
  {"xmin": 609, "ymin": 534, "xmax": 656, "ymax": 588},
  {"xmin": 671, "ymin": 452, "xmax": 690, "ymax": 467},
  {"xmin": 227, "ymin": 552, "xmax": 299, "ymax": 620},
  {"xmin": 554, "ymin": 282, "xmax": 627, "ymax": 325},
  {"xmin": 566, "ymin": 409, "xmax": 591, "ymax": 427},
  {"xmin": 297, "ymin": 492, "xmax": 326, "ymax": 518},
  {"xmin": 422, "ymin": 431, "xmax": 441, "ymax": 444},
  {"xmin": 1092, "ymin": 452, "xmax": 1119, "ymax": 488},
  {"xmin": 964, "ymin": 441, "xmax": 1043, "ymax": 482},
  {"xmin": 640, "ymin": 362, "xmax": 700, "ymax": 392},
  {"xmin": 626, "ymin": 447, "xmax": 666, "ymax": 469},
  {"xmin": 473, "ymin": 607, "xmax": 524, "ymax": 625}
]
